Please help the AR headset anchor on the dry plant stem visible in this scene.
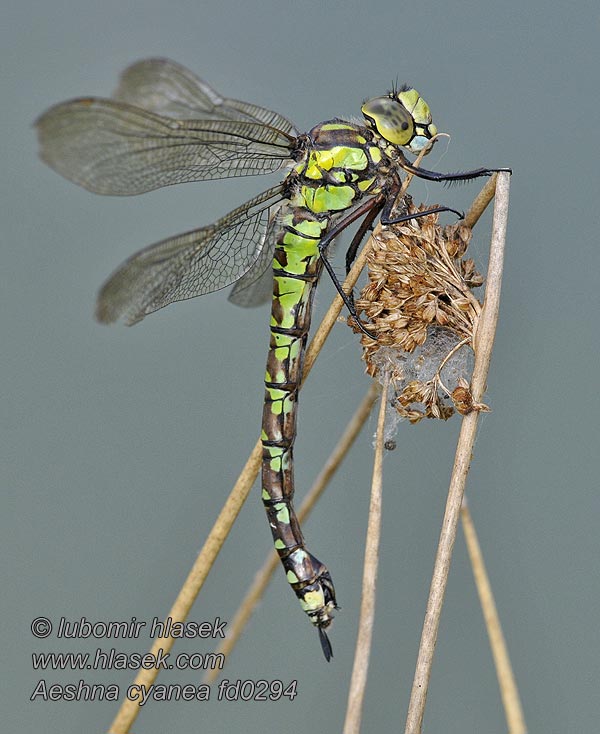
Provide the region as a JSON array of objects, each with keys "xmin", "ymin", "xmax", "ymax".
[
  {"xmin": 404, "ymin": 172, "xmax": 510, "ymax": 734},
  {"xmin": 462, "ymin": 173, "xmax": 498, "ymax": 229},
  {"xmin": 344, "ymin": 373, "xmax": 390, "ymax": 734},
  {"xmin": 108, "ymin": 442, "xmax": 262, "ymax": 734},
  {"xmin": 204, "ymin": 382, "xmax": 380, "ymax": 684},
  {"xmin": 461, "ymin": 502, "xmax": 527, "ymax": 734}
]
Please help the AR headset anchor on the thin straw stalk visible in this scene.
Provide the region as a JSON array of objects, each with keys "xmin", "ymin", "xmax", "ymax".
[
  {"xmin": 404, "ymin": 171, "xmax": 511, "ymax": 734},
  {"xmin": 461, "ymin": 501, "xmax": 527, "ymax": 734},
  {"xmin": 343, "ymin": 373, "xmax": 390, "ymax": 734}
]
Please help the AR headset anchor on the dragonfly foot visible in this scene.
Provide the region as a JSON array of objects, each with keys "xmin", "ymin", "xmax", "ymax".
[{"xmin": 352, "ymin": 316, "xmax": 377, "ymax": 340}]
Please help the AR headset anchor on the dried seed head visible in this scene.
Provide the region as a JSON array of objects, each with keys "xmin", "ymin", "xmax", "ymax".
[
  {"xmin": 351, "ymin": 201, "xmax": 484, "ymax": 427},
  {"xmin": 451, "ymin": 378, "xmax": 491, "ymax": 416}
]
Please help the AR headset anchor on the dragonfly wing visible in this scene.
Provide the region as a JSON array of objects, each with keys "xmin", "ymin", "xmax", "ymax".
[
  {"xmin": 113, "ymin": 58, "xmax": 298, "ymax": 135},
  {"xmin": 227, "ymin": 220, "xmax": 279, "ymax": 308},
  {"xmin": 96, "ymin": 185, "xmax": 285, "ymax": 325},
  {"xmin": 36, "ymin": 99, "xmax": 294, "ymax": 195}
]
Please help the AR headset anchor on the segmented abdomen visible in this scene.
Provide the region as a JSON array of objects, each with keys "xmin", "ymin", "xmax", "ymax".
[
  {"xmin": 260, "ymin": 121, "xmax": 384, "ymax": 648},
  {"xmin": 261, "ymin": 204, "xmax": 336, "ymax": 633}
]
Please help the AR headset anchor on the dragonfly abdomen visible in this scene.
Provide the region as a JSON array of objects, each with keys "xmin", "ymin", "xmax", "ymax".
[
  {"xmin": 261, "ymin": 124, "xmax": 386, "ymax": 657},
  {"xmin": 261, "ymin": 208, "xmax": 336, "ymax": 644}
]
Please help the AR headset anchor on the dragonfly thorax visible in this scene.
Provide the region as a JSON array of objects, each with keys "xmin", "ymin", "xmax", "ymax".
[
  {"xmin": 361, "ymin": 87, "xmax": 438, "ymax": 155},
  {"xmin": 289, "ymin": 120, "xmax": 392, "ymax": 211}
]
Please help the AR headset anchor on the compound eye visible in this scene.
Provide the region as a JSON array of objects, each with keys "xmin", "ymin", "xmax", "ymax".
[{"xmin": 361, "ymin": 96, "xmax": 415, "ymax": 146}]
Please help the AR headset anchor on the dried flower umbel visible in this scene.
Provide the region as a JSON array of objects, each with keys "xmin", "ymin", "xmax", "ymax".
[{"xmin": 351, "ymin": 199, "xmax": 490, "ymax": 426}]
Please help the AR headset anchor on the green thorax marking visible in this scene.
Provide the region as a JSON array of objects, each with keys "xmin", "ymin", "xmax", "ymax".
[{"xmin": 290, "ymin": 121, "xmax": 386, "ymax": 214}]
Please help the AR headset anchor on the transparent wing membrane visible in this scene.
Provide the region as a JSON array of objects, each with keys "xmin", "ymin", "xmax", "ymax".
[
  {"xmin": 227, "ymin": 222, "xmax": 280, "ymax": 308},
  {"xmin": 96, "ymin": 185, "xmax": 284, "ymax": 324},
  {"xmin": 36, "ymin": 99, "xmax": 294, "ymax": 196},
  {"xmin": 113, "ymin": 58, "xmax": 298, "ymax": 135}
]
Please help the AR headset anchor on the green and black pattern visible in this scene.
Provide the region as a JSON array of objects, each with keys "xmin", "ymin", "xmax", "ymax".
[{"xmin": 36, "ymin": 58, "xmax": 508, "ymax": 659}]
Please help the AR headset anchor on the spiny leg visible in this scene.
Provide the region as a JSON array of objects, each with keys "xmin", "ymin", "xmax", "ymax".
[
  {"xmin": 397, "ymin": 154, "xmax": 512, "ymax": 184},
  {"xmin": 317, "ymin": 191, "xmax": 464, "ymax": 332},
  {"xmin": 344, "ymin": 200, "xmax": 385, "ymax": 274},
  {"xmin": 343, "ymin": 194, "xmax": 464, "ymax": 271},
  {"xmin": 318, "ymin": 193, "xmax": 465, "ymax": 336},
  {"xmin": 317, "ymin": 195, "xmax": 387, "ymax": 337},
  {"xmin": 380, "ymin": 202, "xmax": 464, "ymax": 226}
]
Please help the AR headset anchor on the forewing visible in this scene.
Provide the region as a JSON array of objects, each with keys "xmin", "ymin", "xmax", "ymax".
[
  {"xmin": 96, "ymin": 185, "xmax": 284, "ymax": 325},
  {"xmin": 36, "ymin": 98, "xmax": 294, "ymax": 195},
  {"xmin": 113, "ymin": 58, "xmax": 298, "ymax": 135}
]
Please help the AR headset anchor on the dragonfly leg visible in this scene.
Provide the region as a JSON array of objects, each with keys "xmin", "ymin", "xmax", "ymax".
[
  {"xmin": 318, "ymin": 251, "xmax": 375, "ymax": 337},
  {"xmin": 397, "ymin": 153, "xmax": 512, "ymax": 184},
  {"xmin": 344, "ymin": 200, "xmax": 384, "ymax": 274},
  {"xmin": 317, "ymin": 195, "xmax": 386, "ymax": 338},
  {"xmin": 380, "ymin": 201, "xmax": 464, "ymax": 226},
  {"xmin": 340, "ymin": 197, "xmax": 464, "ymax": 325}
]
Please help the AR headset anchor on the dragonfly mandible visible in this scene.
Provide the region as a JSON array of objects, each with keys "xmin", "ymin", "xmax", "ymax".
[{"xmin": 36, "ymin": 58, "xmax": 509, "ymax": 660}]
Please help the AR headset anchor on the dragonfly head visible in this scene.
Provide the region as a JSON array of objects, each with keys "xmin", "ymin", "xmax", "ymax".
[{"xmin": 361, "ymin": 87, "xmax": 438, "ymax": 155}]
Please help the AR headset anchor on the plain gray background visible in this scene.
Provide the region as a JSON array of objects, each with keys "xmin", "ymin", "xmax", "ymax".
[{"xmin": 4, "ymin": 1, "xmax": 599, "ymax": 732}]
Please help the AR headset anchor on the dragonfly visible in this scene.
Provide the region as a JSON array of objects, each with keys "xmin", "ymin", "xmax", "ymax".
[{"xmin": 36, "ymin": 58, "xmax": 509, "ymax": 660}]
